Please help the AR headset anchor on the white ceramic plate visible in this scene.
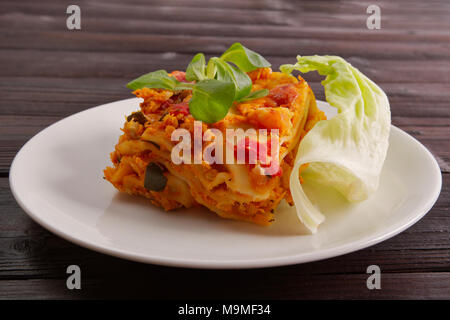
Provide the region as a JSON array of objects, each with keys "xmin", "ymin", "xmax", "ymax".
[{"xmin": 10, "ymin": 98, "xmax": 442, "ymax": 269}]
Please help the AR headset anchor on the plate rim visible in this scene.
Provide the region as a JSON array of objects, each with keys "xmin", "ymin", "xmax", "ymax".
[{"xmin": 9, "ymin": 98, "xmax": 443, "ymax": 269}]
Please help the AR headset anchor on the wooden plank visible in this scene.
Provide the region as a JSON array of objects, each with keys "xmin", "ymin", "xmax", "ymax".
[
  {"xmin": 1, "ymin": 50, "xmax": 450, "ymax": 84},
  {"xmin": 1, "ymin": 31, "xmax": 450, "ymax": 60},
  {"xmin": 0, "ymin": 3, "xmax": 292, "ymax": 27},
  {"xmin": 392, "ymin": 117, "xmax": 450, "ymax": 127},
  {"xmin": 3, "ymin": 0, "xmax": 450, "ymax": 13},
  {"xmin": 3, "ymin": 13, "xmax": 450, "ymax": 44},
  {"xmin": 2, "ymin": 1, "xmax": 450, "ymax": 30},
  {"xmin": 0, "ymin": 273, "xmax": 449, "ymax": 299},
  {"xmin": 4, "ymin": 0, "xmax": 450, "ymax": 14}
]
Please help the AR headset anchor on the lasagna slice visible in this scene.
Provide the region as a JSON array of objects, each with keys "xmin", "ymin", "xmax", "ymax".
[{"xmin": 104, "ymin": 68, "xmax": 325, "ymax": 225}]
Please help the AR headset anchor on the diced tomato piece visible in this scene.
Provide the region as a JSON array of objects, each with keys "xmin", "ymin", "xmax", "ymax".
[
  {"xmin": 269, "ymin": 84, "xmax": 298, "ymax": 106},
  {"xmin": 260, "ymin": 160, "xmax": 282, "ymax": 176},
  {"xmin": 168, "ymin": 102, "xmax": 190, "ymax": 116},
  {"xmin": 233, "ymin": 137, "xmax": 281, "ymax": 176},
  {"xmin": 160, "ymin": 99, "xmax": 173, "ymax": 110},
  {"xmin": 171, "ymin": 71, "xmax": 187, "ymax": 82},
  {"xmin": 259, "ymin": 139, "xmax": 282, "ymax": 176}
]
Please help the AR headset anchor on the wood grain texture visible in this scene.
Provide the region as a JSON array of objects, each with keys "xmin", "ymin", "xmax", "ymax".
[{"xmin": 0, "ymin": 0, "xmax": 448, "ymax": 299}]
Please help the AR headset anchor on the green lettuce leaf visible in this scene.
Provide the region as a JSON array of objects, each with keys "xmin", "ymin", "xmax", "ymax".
[{"xmin": 281, "ymin": 56, "xmax": 391, "ymax": 233}]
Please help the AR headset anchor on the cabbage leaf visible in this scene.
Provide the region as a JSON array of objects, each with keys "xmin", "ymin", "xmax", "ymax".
[{"xmin": 281, "ymin": 56, "xmax": 391, "ymax": 233}]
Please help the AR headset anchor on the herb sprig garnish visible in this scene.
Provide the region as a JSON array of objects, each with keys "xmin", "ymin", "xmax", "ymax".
[{"xmin": 126, "ymin": 43, "xmax": 271, "ymax": 123}]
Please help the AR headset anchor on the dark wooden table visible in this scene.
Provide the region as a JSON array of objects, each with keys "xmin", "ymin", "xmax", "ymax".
[{"xmin": 0, "ymin": 0, "xmax": 449, "ymax": 299}]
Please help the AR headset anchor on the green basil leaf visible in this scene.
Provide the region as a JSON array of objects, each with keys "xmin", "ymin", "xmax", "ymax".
[
  {"xmin": 237, "ymin": 89, "xmax": 269, "ymax": 102},
  {"xmin": 206, "ymin": 58, "xmax": 217, "ymax": 79},
  {"xmin": 126, "ymin": 70, "xmax": 179, "ymax": 90},
  {"xmin": 173, "ymin": 83, "xmax": 195, "ymax": 91},
  {"xmin": 212, "ymin": 58, "xmax": 252, "ymax": 101},
  {"xmin": 186, "ymin": 53, "xmax": 206, "ymax": 81},
  {"xmin": 189, "ymin": 80, "xmax": 235, "ymax": 123},
  {"xmin": 220, "ymin": 43, "xmax": 271, "ymax": 72}
]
